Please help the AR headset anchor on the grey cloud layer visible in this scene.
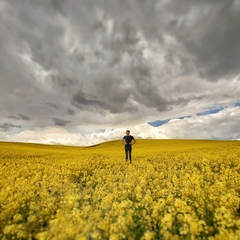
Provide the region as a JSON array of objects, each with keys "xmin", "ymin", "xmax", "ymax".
[
  {"xmin": 52, "ymin": 117, "xmax": 70, "ymax": 126},
  {"xmin": 8, "ymin": 114, "xmax": 31, "ymax": 120},
  {"xmin": 163, "ymin": 0, "xmax": 240, "ymax": 80},
  {"xmin": 0, "ymin": 122, "xmax": 21, "ymax": 132},
  {"xmin": 0, "ymin": 0, "xmax": 239, "ymax": 130}
]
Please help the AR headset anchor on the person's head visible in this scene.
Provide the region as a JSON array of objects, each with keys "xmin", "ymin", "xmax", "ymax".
[{"xmin": 126, "ymin": 130, "xmax": 130, "ymax": 135}]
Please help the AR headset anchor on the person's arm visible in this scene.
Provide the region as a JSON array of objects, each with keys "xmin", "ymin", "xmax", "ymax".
[
  {"xmin": 130, "ymin": 139, "xmax": 136, "ymax": 145},
  {"xmin": 122, "ymin": 138, "xmax": 125, "ymax": 145}
]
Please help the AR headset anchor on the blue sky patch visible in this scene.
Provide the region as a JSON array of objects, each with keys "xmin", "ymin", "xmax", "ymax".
[
  {"xmin": 234, "ymin": 102, "xmax": 240, "ymax": 107},
  {"xmin": 196, "ymin": 107, "xmax": 225, "ymax": 116},
  {"xmin": 148, "ymin": 115, "xmax": 191, "ymax": 127},
  {"xmin": 148, "ymin": 119, "xmax": 170, "ymax": 127}
]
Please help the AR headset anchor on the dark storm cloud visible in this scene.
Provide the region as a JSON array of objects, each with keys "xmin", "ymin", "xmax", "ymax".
[
  {"xmin": 18, "ymin": 114, "xmax": 31, "ymax": 120},
  {"xmin": 72, "ymin": 71, "xmax": 142, "ymax": 114},
  {"xmin": 67, "ymin": 109, "xmax": 75, "ymax": 116},
  {"xmin": 0, "ymin": 0, "xmax": 239, "ymax": 130},
  {"xmin": 161, "ymin": 0, "xmax": 240, "ymax": 80},
  {"xmin": 8, "ymin": 114, "xmax": 31, "ymax": 120},
  {"xmin": 129, "ymin": 63, "xmax": 170, "ymax": 111},
  {"xmin": 52, "ymin": 117, "xmax": 70, "ymax": 126},
  {"xmin": 45, "ymin": 102, "xmax": 58, "ymax": 109},
  {"xmin": 103, "ymin": 19, "xmax": 141, "ymax": 55},
  {"xmin": 0, "ymin": 123, "xmax": 21, "ymax": 132},
  {"xmin": 92, "ymin": 0, "xmax": 240, "ymax": 81}
]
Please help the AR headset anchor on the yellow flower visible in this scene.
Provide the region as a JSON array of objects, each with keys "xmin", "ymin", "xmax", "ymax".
[
  {"xmin": 3, "ymin": 224, "xmax": 17, "ymax": 234},
  {"xmin": 28, "ymin": 215, "xmax": 37, "ymax": 224},
  {"xmin": 142, "ymin": 230, "xmax": 156, "ymax": 240},
  {"xmin": 13, "ymin": 213, "xmax": 23, "ymax": 223}
]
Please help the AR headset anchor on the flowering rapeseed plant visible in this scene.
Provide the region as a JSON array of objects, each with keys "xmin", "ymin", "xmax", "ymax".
[{"xmin": 0, "ymin": 140, "xmax": 240, "ymax": 239}]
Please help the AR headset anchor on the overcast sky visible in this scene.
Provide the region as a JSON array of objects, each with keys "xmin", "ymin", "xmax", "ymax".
[{"xmin": 0, "ymin": 0, "xmax": 239, "ymax": 145}]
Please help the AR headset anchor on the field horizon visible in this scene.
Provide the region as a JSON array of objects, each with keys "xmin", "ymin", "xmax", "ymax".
[{"xmin": 0, "ymin": 138, "xmax": 238, "ymax": 148}]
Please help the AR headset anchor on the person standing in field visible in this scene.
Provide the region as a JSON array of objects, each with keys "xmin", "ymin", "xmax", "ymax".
[{"xmin": 122, "ymin": 130, "xmax": 136, "ymax": 163}]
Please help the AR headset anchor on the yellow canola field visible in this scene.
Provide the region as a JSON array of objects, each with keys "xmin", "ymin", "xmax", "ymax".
[{"xmin": 0, "ymin": 140, "xmax": 240, "ymax": 240}]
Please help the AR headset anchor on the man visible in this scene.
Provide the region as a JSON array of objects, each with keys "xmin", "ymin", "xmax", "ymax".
[{"xmin": 122, "ymin": 130, "xmax": 136, "ymax": 163}]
